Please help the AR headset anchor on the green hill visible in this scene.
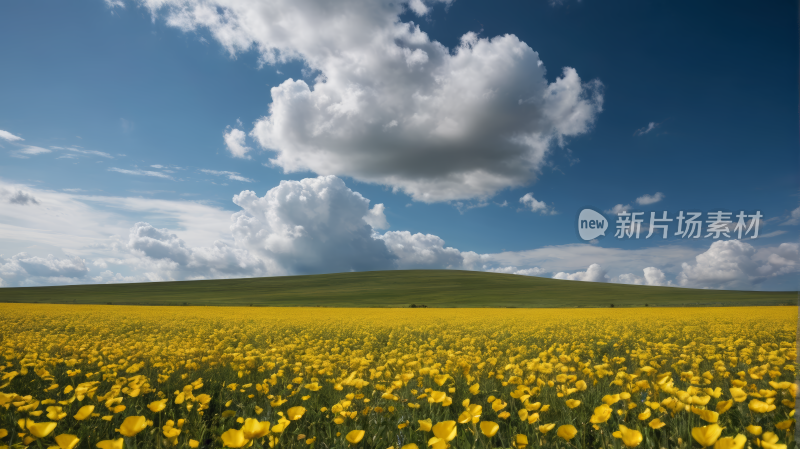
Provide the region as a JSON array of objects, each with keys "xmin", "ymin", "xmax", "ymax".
[{"xmin": 0, "ymin": 270, "xmax": 795, "ymax": 308}]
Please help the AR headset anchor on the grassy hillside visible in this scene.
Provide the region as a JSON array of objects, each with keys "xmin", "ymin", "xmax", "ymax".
[{"xmin": 0, "ymin": 270, "xmax": 795, "ymax": 308}]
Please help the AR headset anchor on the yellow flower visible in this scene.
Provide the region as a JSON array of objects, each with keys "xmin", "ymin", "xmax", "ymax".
[
  {"xmin": 590, "ymin": 404, "xmax": 612, "ymax": 423},
  {"xmin": 469, "ymin": 384, "xmax": 479, "ymax": 395},
  {"xmin": 401, "ymin": 445, "xmax": 419, "ymax": 449},
  {"xmin": 648, "ymin": 418, "xmax": 666, "ymax": 429},
  {"xmin": 46, "ymin": 406, "xmax": 67, "ymax": 421},
  {"xmin": 346, "ymin": 430, "xmax": 365, "ymax": 445},
  {"xmin": 747, "ymin": 399, "xmax": 776, "ymax": 413},
  {"xmin": 716, "ymin": 400, "xmax": 733, "ymax": 414},
  {"xmin": 27, "ymin": 421, "xmax": 58, "ymax": 439},
  {"xmin": 612, "ymin": 425, "xmax": 643, "ymax": 448},
  {"xmin": 427, "ymin": 437, "xmax": 446, "ymax": 449},
  {"xmin": 96, "ymin": 438, "xmax": 124, "ymax": 449},
  {"xmin": 637, "ymin": 408, "xmax": 651, "ymax": 420},
  {"xmin": 713, "ymin": 434, "xmax": 746, "ymax": 449},
  {"xmin": 189, "ymin": 440, "xmax": 199, "ymax": 448},
  {"xmin": 147, "ymin": 400, "xmax": 167, "ymax": 413},
  {"xmin": 512, "ymin": 434, "xmax": 528, "ymax": 449},
  {"xmin": 729, "ymin": 388, "xmax": 748, "ymax": 402},
  {"xmin": 221, "ymin": 428, "xmax": 250, "ymax": 448},
  {"xmin": 418, "ymin": 419, "xmax": 432, "ymax": 432},
  {"xmin": 539, "ymin": 423, "xmax": 555, "ymax": 434},
  {"xmin": 54, "ymin": 434, "xmax": 80, "ymax": 449},
  {"xmin": 745, "ymin": 425, "xmax": 762, "ymax": 435},
  {"xmin": 480, "ymin": 421, "xmax": 498, "ymax": 437},
  {"xmin": 0, "ymin": 429, "xmax": 7, "ymax": 438},
  {"xmin": 432, "ymin": 421, "xmax": 456, "ymax": 442},
  {"xmin": 575, "ymin": 380, "xmax": 587, "ymax": 391},
  {"xmin": 557, "ymin": 425, "xmax": 577, "ymax": 441},
  {"xmin": 287, "ymin": 406, "xmax": 307, "ymax": 420},
  {"xmin": 692, "ymin": 424, "xmax": 723, "ymax": 447},
  {"xmin": 118, "ymin": 416, "xmax": 147, "ymax": 437},
  {"xmin": 73, "ymin": 405, "xmax": 95, "ymax": 421},
  {"xmin": 691, "ymin": 406, "xmax": 719, "ymax": 423},
  {"xmin": 242, "ymin": 418, "xmax": 270, "ymax": 439},
  {"xmin": 565, "ymin": 399, "xmax": 581, "ymax": 409}
]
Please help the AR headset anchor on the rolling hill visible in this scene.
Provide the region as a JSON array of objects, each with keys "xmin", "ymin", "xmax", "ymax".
[{"xmin": 0, "ymin": 270, "xmax": 795, "ymax": 308}]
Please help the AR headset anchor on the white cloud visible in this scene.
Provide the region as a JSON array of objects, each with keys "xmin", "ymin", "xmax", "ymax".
[
  {"xmin": 51, "ymin": 146, "xmax": 113, "ymax": 158},
  {"xmin": 614, "ymin": 267, "xmax": 669, "ymax": 286},
  {"xmin": 605, "ymin": 204, "xmax": 631, "ymax": 215},
  {"xmin": 486, "ymin": 266, "xmax": 545, "ymax": 276},
  {"xmin": 200, "ymin": 169, "xmax": 254, "ymax": 183},
  {"xmin": 634, "ymin": 121, "xmax": 658, "ymax": 136},
  {"xmin": 0, "ymin": 253, "xmax": 89, "ymax": 287},
  {"xmin": 0, "ymin": 130, "xmax": 23, "ymax": 142},
  {"xmin": 138, "ymin": 0, "xmax": 603, "ymax": 202},
  {"xmin": 677, "ymin": 240, "xmax": 800, "ymax": 289},
  {"xmin": 11, "ymin": 146, "xmax": 51, "ymax": 158},
  {"xmin": 231, "ymin": 176, "xmax": 397, "ymax": 275},
  {"xmin": 781, "ymin": 206, "xmax": 800, "ymax": 226},
  {"xmin": 109, "ymin": 167, "xmax": 174, "ymax": 179},
  {"xmin": 635, "ymin": 192, "xmax": 664, "ymax": 205},
  {"xmin": 223, "ymin": 128, "xmax": 252, "ymax": 159},
  {"xmin": 363, "ymin": 203, "xmax": 389, "ymax": 230},
  {"xmin": 552, "ymin": 263, "xmax": 608, "ymax": 282},
  {"xmin": 0, "ymin": 176, "xmax": 796, "ymax": 290},
  {"xmin": 104, "ymin": 0, "xmax": 125, "ymax": 8},
  {"xmin": 379, "ymin": 231, "xmax": 464, "ymax": 269},
  {"xmin": 519, "ymin": 193, "xmax": 554, "ymax": 214}
]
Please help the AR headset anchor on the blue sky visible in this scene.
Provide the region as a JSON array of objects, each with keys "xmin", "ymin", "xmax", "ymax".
[{"xmin": 0, "ymin": 0, "xmax": 797, "ymax": 290}]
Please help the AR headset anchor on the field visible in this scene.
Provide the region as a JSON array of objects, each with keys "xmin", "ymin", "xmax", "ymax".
[
  {"xmin": 0, "ymin": 304, "xmax": 796, "ymax": 449},
  {"xmin": 0, "ymin": 270, "xmax": 795, "ymax": 308}
]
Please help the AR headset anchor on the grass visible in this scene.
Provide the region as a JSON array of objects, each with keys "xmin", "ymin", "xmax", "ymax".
[{"xmin": 0, "ymin": 269, "xmax": 795, "ymax": 307}]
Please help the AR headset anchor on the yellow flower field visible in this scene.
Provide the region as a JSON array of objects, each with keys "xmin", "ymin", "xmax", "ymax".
[{"xmin": 0, "ymin": 304, "xmax": 796, "ymax": 449}]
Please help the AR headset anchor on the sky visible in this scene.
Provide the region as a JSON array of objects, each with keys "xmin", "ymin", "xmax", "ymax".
[{"xmin": 0, "ymin": 0, "xmax": 797, "ymax": 290}]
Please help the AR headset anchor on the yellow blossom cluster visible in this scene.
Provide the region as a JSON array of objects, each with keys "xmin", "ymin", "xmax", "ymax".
[{"xmin": 0, "ymin": 304, "xmax": 796, "ymax": 448}]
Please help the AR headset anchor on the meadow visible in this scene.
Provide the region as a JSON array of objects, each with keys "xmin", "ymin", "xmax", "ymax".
[
  {"xmin": 0, "ymin": 304, "xmax": 796, "ymax": 449},
  {"xmin": 0, "ymin": 270, "xmax": 795, "ymax": 308}
]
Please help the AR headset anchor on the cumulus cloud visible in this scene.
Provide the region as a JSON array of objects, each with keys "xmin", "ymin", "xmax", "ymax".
[
  {"xmin": 200, "ymin": 169, "xmax": 254, "ymax": 183},
  {"xmin": 379, "ymin": 231, "xmax": 464, "ymax": 269},
  {"xmin": 363, "ymin": 203, "xmax": 389, "ymax": 230},
  {"xmin": 126, "ymin": 222, "xmax": 266, "ymax": 281},
  {"xmin": 519, "ymin": 193, "xmax": 554, "ymax": 214},
  {"xmin": 0, "ymin": 130, "xmax": 23, "ymax": 142},
  {"xmin": 552, "ymin": 263, "xmax": 608, "ymax": 282},
  {"xmin": 223, "ymin": 128, "xmax": 252, "ymax": 159},
  {"xmin": 614, "ymin": 267, "xmax": 669, "ymax": 286},
  {"xmin": 677, "ymin": 240, "xmax": 800, "ymax": 289},
  {"xmin": 635, "ymin": 192, "xmax": 664, "ymax": 205},
  {"xmin": 230, "ymin": 176, "xmax": 397, "ymax": 275},
  {"xmin": 109, "ymin": 167, "xmax": 174, "ymax": 179},
  {"xmin": 137, "ymin": 0, "xmax": 603, "ymax": 202},
  {"xmin": 0, "ymin": 253, "xmax": 89, "ymax": 287}
]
